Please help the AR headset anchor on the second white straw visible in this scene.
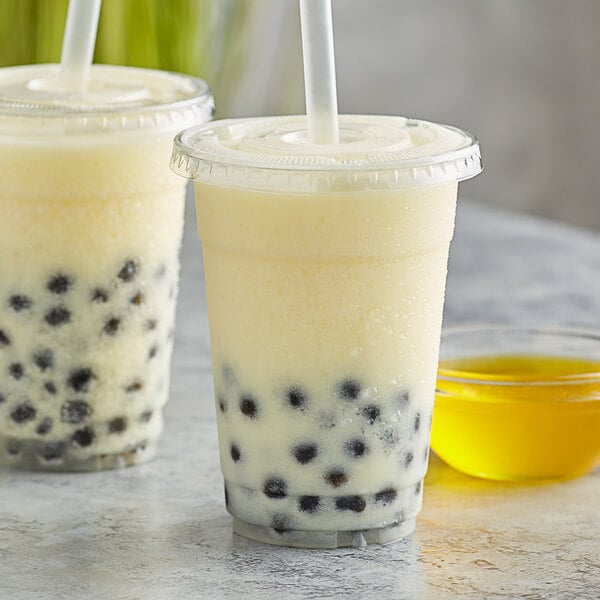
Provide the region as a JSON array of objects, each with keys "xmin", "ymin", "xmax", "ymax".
[
  {"xmin": 299, "ymin": 0, "xmax": 340, "ymax": 144},
  {"xmin": 60, "ymin": 0, "xmax": 102, "ymax": 93}
]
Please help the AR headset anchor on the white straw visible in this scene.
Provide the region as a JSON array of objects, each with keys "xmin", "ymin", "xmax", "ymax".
[
  {"xmin": 60, "ymin": 0, "xmax": 102, "ymax": 93},
  {"xmin": 299, "ymin": 0, "xmax": 339, "ymax": 144}
]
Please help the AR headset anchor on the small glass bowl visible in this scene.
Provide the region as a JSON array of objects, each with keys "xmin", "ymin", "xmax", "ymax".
[{"xmin": 430, "ymin": 326, "xmax": 600, "ymax": 481}]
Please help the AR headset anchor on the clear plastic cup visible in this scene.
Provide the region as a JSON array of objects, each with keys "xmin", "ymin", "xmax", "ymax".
[
  {"xmin": 171, "ymin": 115, "xmax": 481, "ymax": 547},
  {"xmin": 0, "ymin": 64, "xmax": 213, "ymax": 471}
]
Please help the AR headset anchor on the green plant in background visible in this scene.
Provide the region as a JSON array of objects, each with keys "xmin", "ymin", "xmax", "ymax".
[{"xmin": 0, "ymin": 0, "xmax": 253, "ymax": 116}]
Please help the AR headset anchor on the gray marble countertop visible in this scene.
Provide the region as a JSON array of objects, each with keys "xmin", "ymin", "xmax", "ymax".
[{"xmin": 1, "ymin": 197, "xmax": 599, "ymax": 600}]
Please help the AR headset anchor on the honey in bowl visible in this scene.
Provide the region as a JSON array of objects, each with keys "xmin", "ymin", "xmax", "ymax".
[{"xmin": 431, "ymin": 353, "xmax": 600, "ymax": 481}]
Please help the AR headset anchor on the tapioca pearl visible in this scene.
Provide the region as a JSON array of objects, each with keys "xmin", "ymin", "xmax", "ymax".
[
  {"xmin": 67, "ymin": 368, "xmax": 96, "ymax": 393},
  {"xmin": 380, "ymin": 427, "xmax": 399, "ymax": 446},
  {"xmin": 33, "ymin": 349, "xmax": 54, "ymax": 372},
  {"xmin": 292, "ymin": 442, "xmax": 318, "ymax": 465},
  {"xmin": 218, "ymin": 396, "xmax": 227, "ymax": 414},
  {"xmin": 361, "ymin": 404, "xmax": 381, "ymax": 425},
  {"xmin": 45, "ymin": 307, "xmax": 71, "ymax": 327},
  {"xmin": 47, "ymin": 274, "xmax": 72, "ymax": 295},
  {"xmin": 6, "ymin": 440, "xmax": 21, "ymax": 456},
  {"xmin": 108, "ymin": 417, "xmax": 127, "ymax": 434},
  {"xmin": 139, "ymin": 410, "xmax": 153, "ymax": 423},
  {"xmin": 338, "ymin": 379, "xmax": 361, "ymax": 401},
  {"xmin": 374, "ymin": 487, "xmax": 398, "ymax": 505},
  {"xmin": 404, "ymin": 452, "xmax": 414, "ymax": 469},
  {"xmin": 61, "ymin": 400, "xmax": 92, "ymax": 424},
  {"xmin": 0, "ymin": 393, "xmax": 5, "ymax": 404},
  {"xmin": 10, "ymin": 403, "xmax": 36, "ymax": 424},
  {"xmin": 414, "ymin": 413, "xmax": 421, "ymax": 432},
  {"xmin": 272, "ymin": 514, "xmax": 291, "ymax": 534},
  {"xmin": 148, "ymin": 345, "xmax": 159, "ymax": 360},
  {"xmin": 91, "ymin": 288, "xmax": 109, "ymax": 303},
  {"xmin": 263, "ymin": 478, "xmax": 287, "ymax": 499},
  {"xmin": 286, "ymin": 386, "xmax": 308, "ymax": 410},
  {"xmin": 36, "ymin": 417, "xmax": 53, "ymax": 436},
  {"xmin": 9, "ymin": 363, "xmax": 24, "ymax": 380},
  {"xmin": 221, "ymin": 364, "xmax": 237, "ymax": 387},
  {"xmin": 118, "ymin": 259, "xmax": 139, "ymax": 283},
  {"xmin": 103, "ymin": 317, "xmax": 121, "ymax": 336},
  {"xmin": 415, "ymin": 480, "xmax": 422, "ymax": 495},
  {"xmin": 298, "ymin": 495, "xmax": 321, "ymax": 514},
  {"xmin": 9, "ymin": 294, "xmax": 33, "ymax": 312},
  {"xmin": 71, "ymin": 427, "xmax": 94, "ymax": 447},
  {"xmin": 44, "ymin": 381, "xmax": 57, "ymax": 395},
  {"xmin": 324, "ymin": 469, "xmax": 348, "ymax": 488},
  {"xmin": 130, "ymin": 292, "xmax": 144, "ymax": 306},
  {"xmin": 335, "ymin": 496, "xmax": 366, "ymax": 513},
  {"xmin": 344, "ymin": 438, "xmax": 368, "ymax": 458},
  {"xmin": 145, "ymin": 319, "xmax": 158, "ymax": 332},
  {"xmin": 230, "ymin": 443, "xmax": 241, "ymax": 462},
  {"xmin": 239, "ymin": 395, "xmax": 258, "ymax": 418},
  {"xmin": 0, "ymin": 329, "xmax": 10, "ymax": 346},
  {"xmin": 124, "ymin": 380, "xmax": 143, "ymax": 393},
  {"xmin": 39, "ymin": 441, "xmax": 66, "ymax": 462}
]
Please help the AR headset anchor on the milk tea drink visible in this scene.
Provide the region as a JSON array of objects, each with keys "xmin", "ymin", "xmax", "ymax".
[
  {"xmin": 172, "ymin": 115, "xmax": 481, "ymax": 547},
  {"xmin": 0, "ymin": 64, "xmax": 213, "ymax": 471}
]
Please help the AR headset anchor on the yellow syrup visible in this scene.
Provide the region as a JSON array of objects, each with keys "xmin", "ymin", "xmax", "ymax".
[{"xmin": 431, "ymin": 355, "xmax": 600, "ymax": 480}]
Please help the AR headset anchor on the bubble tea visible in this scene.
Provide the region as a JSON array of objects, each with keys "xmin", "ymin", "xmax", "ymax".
[
  {"xmin": 172, "ymin": 114, "xmax": 481, "ymax": 547},
  {"xmin": 0, "ymin": 64, "xmax": 213, "ymax": 470}
]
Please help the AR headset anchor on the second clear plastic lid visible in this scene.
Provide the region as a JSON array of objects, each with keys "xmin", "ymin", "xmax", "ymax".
[{"xmin": 171, "ymin": 115, "xmax": 482, "ymax": 192}]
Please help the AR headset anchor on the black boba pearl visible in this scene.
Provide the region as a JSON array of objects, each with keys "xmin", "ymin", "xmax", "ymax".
[
  {"xmin": 36, "ymin": 417, "xmax": 53, "ymax": 435},
  {"xmin": 9, "ymin": 363, "xmax": 24, "ymax": 380},
  {"xmin": 11, "ymin": 403, "xmax": 36, "ymax": 424},
  {"xmin": 6, "ymin": 440, "xmax": 21, "ymax": 456},
  {"xmin": 381, "ymin": 427, "xmax": 399, "ymax": 446},
  {"xmin": 67, "ymin": 368, "xmax": 95, "ymax": 393},
  {"xmin": 72, "ymin": 427, "xmax": 94, "ymax": 447},
  {"xmin": 45, "ymin": 307, "xmax": 71, "ymax": 327},
  {"xmin": 218, "ymin": 397, "xmax": 227, "ymax": 413},
  {"xmin": 414, "ymin": 413, "xmax": 421, "ymax": 432},
  {"xmin": 139, "ymin": 410, "xmax": 153, "ymax": 423},
  {"xmin": 145, "ymin": 319, "xmax": 157, "ymax": 331},
  {"xmin": 148, "ymin": 345, "xmax": 158, "ymax": 360},
  {"xmin": 44, "ymin": 381, "xmax": 57, "ymax": 395},
  {"xmin": 118, "ymin": 259, "xmax": 139, "ymax": 282},
  {"xmin": 9, "ymin": 294, "xmax": 32, "ymax": 312},
  {"xmin": 230, "ymin": 443, "xmax": 241, "ymax": 462},
  {"xmin": 47, "ymin": 274, "xmax": 72, "ymax": 294},
  {"xmin": 0, "ymin": 393, "xmax": 5, "ymax": 404},
  {"xmin": 293, "ymin": 443, "xmax": 318, "ymax": 465},
  {"xmin": 125, "ymin": 381, "xmax": 143, "ymax": 393},
  {"xmin": 33, "ymin": 349, "xmax": 54, "ymax": 372},
  {"xmin": 263, "ymin": 478, "xmax": 287, "ymax": 499},
  {"xmin": 0, "ymin": 329, "xmax": 10, "ymax": 346},
  {"xmin": 338, "ymin": 379, "xmax": 361, "ymax": 400},
  {"xmin": 39, "ymin": 441, "xmax": 65, "ymax": 462},
  {"xmin": 109, "ymin": 417, "xmax": 127, "ymax": 434},
  {"xmin": 240, "ymin": 395, "xmax": 258, "ymax": 418},
  {"xmin": 103, "ymin": 317, "xmax": 121, "ymax": 335},
  {"xmin": 91, "ymin": 288, "xmax": 109, "ymax": 303},
  {"xmin": 361, "ymin": 404, "xmax": 381, "ymax": 424},
  {"xmin": 298, "ymin": 496, "xmax": 321, "ymax": 514},
  {"xmin": 345, "ymin": 438, "xmax": 368, "ymax": 458},
  {"xmin": 286, "ymin": 386, "xmax": 308, "ymax": 410},
  {"xmin": 61, "ymin": 400, "xmax": 92, "ymax": 424},
  {"xmin": 415, "ymin": 480, "xmax": 422, "ymax": 495},
  {"xmin": 272, "ymin": 514, "xmax": 291, "ymax": 534},
  {"xmin": 335, "ymin": 496, "xmax": 366, "ymax": 513},
  {"xmin": 324, "ymin": 469, "xmax": 348, "ymax": 488},
  {"xmin": 405, "ymin": 452, "xmax": 414, "ymax": 468},
  {"xmin": 130, "ymin": 292, "xmax": 144, "ymax": 306},
  {"xmin": 375, "ymin": 487, "xmax": 398, "ymax": 505}
]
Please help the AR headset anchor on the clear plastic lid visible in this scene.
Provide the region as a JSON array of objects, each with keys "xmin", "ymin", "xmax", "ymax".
[
  {"xmin": 171, "ymin": 115, "xmax": 482, "ymax": 192},
  {"xmin": 0, "ymin": 64, "xmax": 214, "ymax": 136}
]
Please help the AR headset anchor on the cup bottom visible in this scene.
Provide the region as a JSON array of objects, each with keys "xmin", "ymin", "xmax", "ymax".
[
  {"xmin": 0, "ymin": 436, "xmax": 157, "ymax": 472},
  {"xmin": 232, "ymin": 516, "xmax": 416, "ymax": 549}
]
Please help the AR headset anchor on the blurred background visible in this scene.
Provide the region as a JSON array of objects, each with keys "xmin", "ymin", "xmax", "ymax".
[{"xmin": 1, "ymin": 0, "xmax": 598, "ymax": 230}]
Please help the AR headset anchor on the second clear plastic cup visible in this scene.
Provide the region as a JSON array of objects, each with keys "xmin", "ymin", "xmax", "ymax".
[{"xmin": 171, "ymin": 115, "xmax": 481, "ymax": 547}]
